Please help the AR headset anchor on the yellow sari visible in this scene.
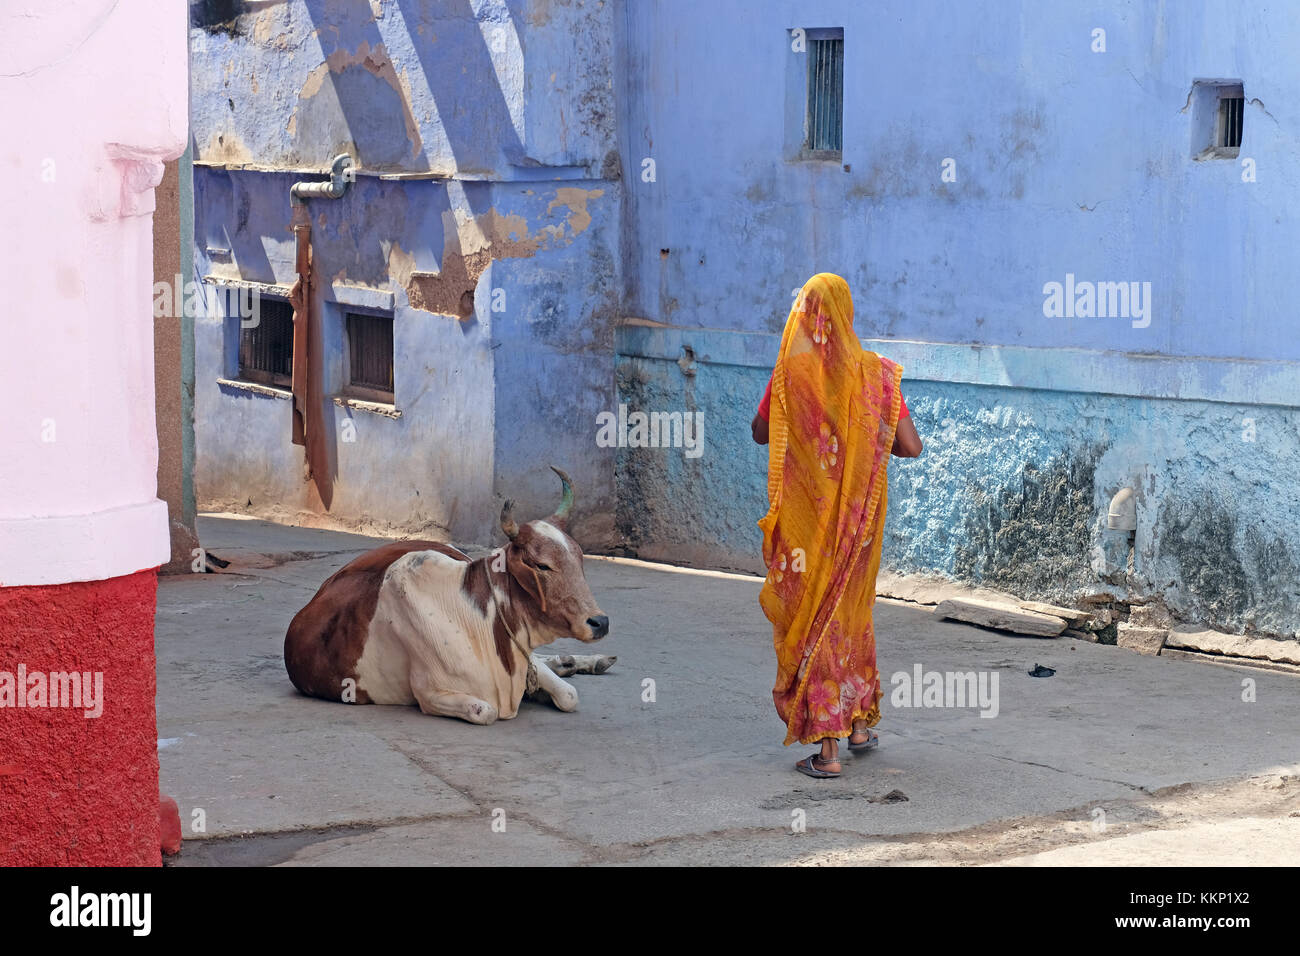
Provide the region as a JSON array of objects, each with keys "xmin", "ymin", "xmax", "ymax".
[{"xmin": 758, "ymin": 273, "xmax": 903, "ymax": 746}]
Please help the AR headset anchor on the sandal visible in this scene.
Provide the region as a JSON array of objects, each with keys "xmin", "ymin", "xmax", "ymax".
[
  {"xmin": 847, "ymin": 729, "xmax": 879, "ymax": 752},
  {"xmin": 795, "ymin": 754, "xmax": 841, "ymax": 778}
]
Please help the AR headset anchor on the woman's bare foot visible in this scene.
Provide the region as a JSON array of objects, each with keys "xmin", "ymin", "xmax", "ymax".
[
  {"xmin": 795, "ymin": 738, "xmax": 842, "ymax": 777},
  {"xmin": 849, "ymin": 721, "xmax": 879, "ymax": 750},
  {"xmin": 819, "ymin": 737, "xmax": 841, "ymax": 772}
]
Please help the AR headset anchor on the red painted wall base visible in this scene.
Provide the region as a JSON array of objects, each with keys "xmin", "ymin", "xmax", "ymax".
[{"xmin": 0, "ymin": 571, "xmax": 160, "ymax": 866}]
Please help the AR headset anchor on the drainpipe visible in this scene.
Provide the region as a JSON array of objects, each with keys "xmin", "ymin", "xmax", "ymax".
[
  {"xmin": 291, "ymin": 153, "xmax": 354, "ymax": 204},
  {"xmin": 287, "ymin": 154, "xmax": 353, "ymax": 506},
  {"xmin": 1105, "ymin": 486, "xmax": 1138, "ymax": 585}
]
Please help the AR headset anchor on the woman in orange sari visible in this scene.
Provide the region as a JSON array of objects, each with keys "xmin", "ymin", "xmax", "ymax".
[{"xmin": 752, "ymin": 273, "xmax": 922, "ymax": 778}]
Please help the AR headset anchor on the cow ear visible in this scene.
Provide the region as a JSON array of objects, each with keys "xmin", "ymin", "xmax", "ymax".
[
  {"xmin": 500, "ymin": 500, "xmax": 519, "ymax": 540},
  {"xmin": 506, "ymin": 551, "xmax": 545, "ymax": 608}
]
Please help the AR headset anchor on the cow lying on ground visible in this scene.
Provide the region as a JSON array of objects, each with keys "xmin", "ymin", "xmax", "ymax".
[{"xmin": 284, "ymin": 468, "xmax": 610, "ymax": 724}]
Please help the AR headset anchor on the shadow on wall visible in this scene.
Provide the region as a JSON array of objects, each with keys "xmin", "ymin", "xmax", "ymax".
[
  {"xmin": 297, "ymin": 0, "xmax": 430, "ymax": 170},
  {"xmin": 192, "ymin": 0, "xmax": 529, "ymax": 174},
  {"xmin": 282, "ymin": 1, "xmax": 534, "ymax": 316},
  {"xmin": 391, "ymin": 0, "xmax": 528, "ymax": 170},
  {"xmin": 294, "ymin": 0, "xmax": 528, "ymax": 174}
]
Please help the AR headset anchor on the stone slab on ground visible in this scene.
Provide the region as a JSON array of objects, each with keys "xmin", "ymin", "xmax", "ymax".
[
  {"xmin": 1128, "ymin": 603, "xmax": 1174, "ymax": 628},
  {"xmin": 1165, "ymin": 625, "xmax": 1300, "ymax": 666},
  {"xmin": 1116, "ymin": 623, "xmax": 1167, "ymax": 656},
  {"xmin": 932, "ymin": 598, "xmax": 1066, "ymax": 637},
  {"xmin": 875, "ymin": 571, "xmax": 1022, "ymax": 607},
  {"xmin": 1019, "ymin": 601, "xmax": 1091, "ymax": 626}
]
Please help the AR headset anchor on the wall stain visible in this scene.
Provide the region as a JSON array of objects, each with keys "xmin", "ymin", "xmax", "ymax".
[
  {"xmin": 954, "ymin": 443, "xmax": 1104, "ymax": 599},
  {"xmin": 1157, "ymin": 494, "xmax": 1294, "ymax": 631}
]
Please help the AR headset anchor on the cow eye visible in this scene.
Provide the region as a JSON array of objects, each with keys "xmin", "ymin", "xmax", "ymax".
[{"xmin": 535, "ymin": 563, "xmax": 552, "ymax": 572}]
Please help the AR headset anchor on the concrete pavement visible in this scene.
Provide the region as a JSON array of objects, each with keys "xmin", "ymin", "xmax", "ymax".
[{"xmin": 157, "ymin": 515, "xmax": 1300, "ymax": 865}]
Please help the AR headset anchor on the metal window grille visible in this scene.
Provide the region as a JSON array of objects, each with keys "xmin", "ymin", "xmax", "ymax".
[
  {"xmin": 346, "ymin": 311, "xmax": 394, "ymax": 401},
  {"xmin": 1219, "ymin": 95, "xmax": 1244, "ymax": 148},
  {"xmin": 237, "ymin": 297, "xmax": 294, "ymax": 388},
  {"xmin": 806, "ymin": 36, "xmax": 844, "ymax": 153}
]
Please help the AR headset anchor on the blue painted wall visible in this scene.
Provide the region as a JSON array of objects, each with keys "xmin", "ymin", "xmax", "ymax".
[
  {"xmin": 616, "ymin": 0, "xmax": 1300, "ymax": 361},
  {"xmin": 610, "ymin": 0, "xmax": 1300, "ymax": 637},
  {"xmin": 189, "ymin": 0, "xmax": 621, "ymax": 544},
  {"xmin": 189, "ymin": 0, "xmax": 1300, "ymax": 636}
]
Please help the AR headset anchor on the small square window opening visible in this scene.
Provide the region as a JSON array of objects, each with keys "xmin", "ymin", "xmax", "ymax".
[{"xmin": 1190, "ymin": 80, "xmax": 1243, "ymax": 160}]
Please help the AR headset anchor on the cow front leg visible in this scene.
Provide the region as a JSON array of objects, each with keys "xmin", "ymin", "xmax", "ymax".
[
  {"xmin": 415, "ymin": 688, "xmax": 499, "ymax": 725},
  {"xmin": 535, "ymin": 653, "xmax": 617, "ymax": 677},
  {"xmin": 407, "ymin": 661, "xmax": 499, "ymax": 724},
  {"xmin": 528, "ymin": 653, "xmax": 579, "ymax": 712}
]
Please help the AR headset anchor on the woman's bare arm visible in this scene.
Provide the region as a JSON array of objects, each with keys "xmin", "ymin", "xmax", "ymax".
[
  {"xmin": 751, "ymin": 412, "xmax": 769, "ymax": 445},
  {"xmin": 892, "ymin": 416, "xmax": 922, "ymax": 457}
]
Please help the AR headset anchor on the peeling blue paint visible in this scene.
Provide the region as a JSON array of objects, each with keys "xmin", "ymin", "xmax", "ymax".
[{"xmin": 190, "ymin": 0, "xmax": 621, "ymax": 543}]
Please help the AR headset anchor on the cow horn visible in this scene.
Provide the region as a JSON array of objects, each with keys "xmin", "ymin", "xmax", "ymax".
[
  {"xmin": 549, "ymin": 465, "xmax": 574, "ymax": 529},
  {"xmin": 500, "ymin": 499, "xmax": 519, "ymax": 540}
]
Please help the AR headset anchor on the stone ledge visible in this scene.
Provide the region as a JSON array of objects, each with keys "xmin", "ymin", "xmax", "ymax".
[
  {"xmin": 1161, "ymin": 648, "xmax": 1300, "ymax": 676},
  {"xmin": 1020, "ymin": 600, "xmax": 1092, "ymax": 626},
  {"xmin": 216, "ymin": 378, "xmax": 292, "ymax": 400},
  {"xmin": 333, "ymin": 396, "xmax": 402, "ymax": 419},
  {"xmin": 1165, "ymin": 626, "xmax": 1300, "ymax": 666}
]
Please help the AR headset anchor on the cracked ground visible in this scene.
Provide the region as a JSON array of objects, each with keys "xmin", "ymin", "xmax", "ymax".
[{"xmin": 158, "ymin": 517, "xmax": 1300, "ymax": 866}]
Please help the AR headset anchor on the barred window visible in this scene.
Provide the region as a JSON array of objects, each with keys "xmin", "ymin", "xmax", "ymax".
[
  {"xmin": 237, "ymin": 297, "xmax": 294, "ymax": 389},
  {"xmin": 806, "ymin": 33, "xmax": 844, "ymax": 155},
  {"xmin": 345, "ymin": 311, "xmax": 395, "ymax": 403},
  {"xmin": 1218, "ymin": 93, "xmax": 1244, "ymax": 148}
]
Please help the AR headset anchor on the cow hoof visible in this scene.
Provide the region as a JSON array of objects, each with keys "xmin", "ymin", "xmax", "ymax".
[{"xmin": 466, "ymin": 700, "xmax": 498, "ymax": 724}]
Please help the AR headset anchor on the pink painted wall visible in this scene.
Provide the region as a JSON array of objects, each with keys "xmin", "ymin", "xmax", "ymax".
[
  {"xmin": 0, "ymin": 0, "xmax": 188, "ymax": 587},
  {"xmin": 0, "ymin": 1, "xmax": 187, "ymax": 865}
]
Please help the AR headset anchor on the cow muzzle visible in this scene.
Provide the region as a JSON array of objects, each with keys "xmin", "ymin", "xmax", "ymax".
[{"xmin": 584, "ymin": 614, "xmax": 609, "ymax": 640}]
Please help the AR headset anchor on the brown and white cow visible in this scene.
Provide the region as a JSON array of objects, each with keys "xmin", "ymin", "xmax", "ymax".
[{"xmin": 284, "ymin": 468, "xmax": 609, "ymax": 724}]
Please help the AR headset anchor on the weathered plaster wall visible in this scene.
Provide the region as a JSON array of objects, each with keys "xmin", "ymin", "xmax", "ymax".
[
  {"xmin": 891, "ymin": 383, "xmax": 1300, "ymax": 638},
  {"xmin": 618, "ymin": 326, "xmax": 1300, "ymax": 638},
  {"xmin": 610, "ymin": 1, "xmax": 1300, "ymax": 637},
  {"xmin": 193, "ymin": 171, "xmax": 619, "ymax": 542},
  {"xmin": 190, "ymin": 0, "xmax": 620, "ymax": 545}
]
